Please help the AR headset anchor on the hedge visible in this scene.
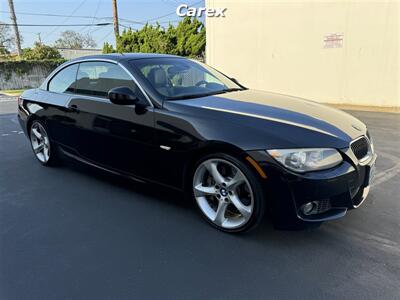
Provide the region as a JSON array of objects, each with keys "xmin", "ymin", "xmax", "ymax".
[{"xmin": 0, "ymin": 59, "xmax": 67, "ymax": 82}]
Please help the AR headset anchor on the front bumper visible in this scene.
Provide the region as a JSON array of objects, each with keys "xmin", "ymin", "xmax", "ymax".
[{"xmin": 248, "ymin": 149, "xmax": 377, "ymax": 223}]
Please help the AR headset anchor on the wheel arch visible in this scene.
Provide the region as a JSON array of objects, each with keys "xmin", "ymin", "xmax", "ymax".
[
  {"xmin": 182, "ymin": 141, "xmax": 249, "ymax": 191},
  {"xmin": 184, "ymin": 141, "xmax": 268, "ymax": 232},
  {"xmin": 26, "ymin": 114, "xmax": 45, "ymax": 133}
]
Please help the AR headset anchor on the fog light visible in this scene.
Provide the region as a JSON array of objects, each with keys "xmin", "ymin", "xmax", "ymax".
[{"xmin": 301, "ymin": 202, "xmax": 316, "ymax": 215}]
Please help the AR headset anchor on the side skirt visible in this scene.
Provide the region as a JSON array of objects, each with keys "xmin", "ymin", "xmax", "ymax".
[{"xmin": 58, "ymin": 147, "xmax": 183, "ymax": 192}]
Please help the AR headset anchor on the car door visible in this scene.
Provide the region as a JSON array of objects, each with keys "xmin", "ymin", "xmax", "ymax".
[
  {"xmin": 67, "ymin": 61, "xmax": 156, "ymax": 179},
  {"xmin": 44, "ymin": 63, "xmax": 79, "ymax": 149}
]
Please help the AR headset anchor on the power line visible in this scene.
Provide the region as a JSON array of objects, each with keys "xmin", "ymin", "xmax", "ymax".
[
  {"xmin": 119, "ymin": 19, "xmax": 181, "ymax": 29},
  {"xmin": 142, "ymin": 0, "xmax": 203, "ymax": 23},
  {"xmin": 97, "ymin": 28, "xmax": 114, "ymax": 44},
  {"xmin": 158, "ymin": 19, "xmax": 182, "ymax": 24},
  {"xmin": 142, "ymin": 10, "xmax": 177, "ymax": 23},
  {"xmin": 87, "ymin": 0, "xmax": 102, "ymax": 34},
  {"xmin": 1, "ymin": 0, "xmax": 203, "ymax": 47},
  {"xmin": 118, "ymin": 18, "xmax": 145, "ymax": 25},
  {"xmin": 0, "ymin": 10, "xmax": 109, "ymax": 20},
  {"xmin": 0, "ymin": 3, "xmax": 197, "ymax": 27},
  {"xmin": 119, "ymin": 24, "xmax": 134, "ymax": 29},
  {"xmin": 88, "ymin": 24, "xmax": 109, "ymax": 35},
  {"xmin": 43, "ymin": 0, "xmax": 89, "ymax": 41},
  {"xmin": 0, "ymin": 11, "xmax": 145, "ymax": 25},
  {"xmin": 77, "ymin": 0, "xmax": 102, "ymax": 36},
  {"xmin": 0, "ymin": 23, "xmax": 112, "ymax": 27}
]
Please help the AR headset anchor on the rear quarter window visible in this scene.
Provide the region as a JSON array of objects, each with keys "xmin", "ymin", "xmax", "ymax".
[{"xmin": 48, "ymin": 64, "xmax": 79, "ymax": 94}]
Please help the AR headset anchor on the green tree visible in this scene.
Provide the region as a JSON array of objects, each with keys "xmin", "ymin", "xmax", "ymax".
[
  {"xmin": 107, "ymin": 17, "xmax": 205, "ymax": 58},
  {"xmin": 173, "ymin": 17, "xmax": 205, "ymax": 57},
  {"xmin": 0, "ymin": 44, "xmax": 9, "ymax": 55},
  {"xmin": 102, "ymin": 42, "xmax": 115, "ymax": 53},
  {"xmin": 22, "ymin": 42, "xmax": 62, "ymax": 60}
]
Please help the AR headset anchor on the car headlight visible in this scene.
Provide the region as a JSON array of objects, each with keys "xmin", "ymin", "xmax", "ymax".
[{"xmin": 267, "ymin": 148, "xmax": 343, "ymax": 173}]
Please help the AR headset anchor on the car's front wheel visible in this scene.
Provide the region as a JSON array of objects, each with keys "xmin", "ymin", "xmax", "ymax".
[
  {"xmin": 29, "ymin": 120, "xmax": 58, "ymax": 166},
  {"xmin": 192, "ymin": 153, "xmax": 265, "ymax": 233}
]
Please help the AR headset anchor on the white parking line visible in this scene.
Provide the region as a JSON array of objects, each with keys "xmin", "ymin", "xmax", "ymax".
[
  {"xmin": 372, "ymin": 151, "xmax": 400, "ymax": 187},
  {"xmin": 0, "ymin": 131, "xmax": 23, "ymax": 137}
]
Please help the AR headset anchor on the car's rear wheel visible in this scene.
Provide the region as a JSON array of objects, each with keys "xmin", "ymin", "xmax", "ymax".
[
  {"xmin": 192, "ymin": 153, "xmax": 265, "ymax": 233},
  {"xmin": 29, "ymin": 120, "xmax": 58, "ymax": 166}
]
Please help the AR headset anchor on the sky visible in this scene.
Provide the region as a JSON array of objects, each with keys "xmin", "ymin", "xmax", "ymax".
[{"xmin": 0, "ymin": 0, "xmax": 205, "ymax": 49}]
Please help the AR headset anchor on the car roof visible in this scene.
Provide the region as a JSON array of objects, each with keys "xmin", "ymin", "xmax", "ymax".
[{"xmin": 69, "ymin": 53, "xmax": 182, "ymax": 63}]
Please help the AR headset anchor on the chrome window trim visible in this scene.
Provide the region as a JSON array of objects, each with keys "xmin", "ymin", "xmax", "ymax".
[
  {"xmin": 44, "ymin": 58, "xmax": 154, "ymax": 108},
  {"xmin": 350, "ymin": 135, "xmax": 373, "ymax": 165},
  {"xmin": 46, "ymin": 62, "xmax": 79, "ymax": 94}
]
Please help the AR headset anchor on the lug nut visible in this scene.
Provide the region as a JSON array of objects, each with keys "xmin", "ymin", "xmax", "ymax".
[{"xmin": 215, "ymin": 185, "xmax": 220, "ymax": 189}]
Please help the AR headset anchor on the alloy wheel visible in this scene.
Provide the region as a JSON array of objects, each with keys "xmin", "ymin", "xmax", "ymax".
[
  {"xmin": 193, "ymin": 158, "xmax": 254, "ymax": 229},
  {"xmin": 30, "ymin": 122, "xmax": 51, "ymax": 163}
]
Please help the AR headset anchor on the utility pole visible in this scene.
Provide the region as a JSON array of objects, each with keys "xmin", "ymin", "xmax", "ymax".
[
  {"xmin": 7, "ymin": 0, "xmax": 22, "ymax": 57},
  {"xmin": 37, "ymin": 33, "xmax": 42, "ymax": 44},
  {"xmin": 112, "ymin": 0, "xmax": 120, "ymax": 44}
]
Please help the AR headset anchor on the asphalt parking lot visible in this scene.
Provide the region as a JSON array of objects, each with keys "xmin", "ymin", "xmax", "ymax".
[{"xmin": 1, "ymin": 95, "xmax": 399, "ymax": 300}]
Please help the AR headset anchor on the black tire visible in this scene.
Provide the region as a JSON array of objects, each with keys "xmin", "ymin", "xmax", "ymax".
[
  {"xmin": 29, "ymin": 120, "xmax": 59, "ymax": 166},
  {"xmin": 190, "ymin": 152, "xmax": 266, "ymax": 233}
]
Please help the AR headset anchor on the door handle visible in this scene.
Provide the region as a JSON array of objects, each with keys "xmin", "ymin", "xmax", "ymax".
[{"xmin": 68, "ymin": 104, "xmax": 78, "ymax": 112}]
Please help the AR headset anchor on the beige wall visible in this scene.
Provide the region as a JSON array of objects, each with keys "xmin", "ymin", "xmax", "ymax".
[
  {"xmin": 57, "ymin": 48, "xmax": 102, "ymax": 60},
  {"xmin": 206, "ymin": 0, "xmax": 399, "ymax": 107}
]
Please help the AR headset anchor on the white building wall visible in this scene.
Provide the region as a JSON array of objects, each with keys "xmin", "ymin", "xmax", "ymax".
[{"xmin": 206, "ymin": 0, "xmax": 399, "ymax": 107}]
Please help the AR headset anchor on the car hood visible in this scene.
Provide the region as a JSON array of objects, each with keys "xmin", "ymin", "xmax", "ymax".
[{"xmin": 172, "ymin": 89, "xmax": 366, "ymax": 143}]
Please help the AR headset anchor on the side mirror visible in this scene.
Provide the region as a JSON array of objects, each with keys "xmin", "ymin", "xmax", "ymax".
[{"xmin": 108, "ymin": 87, "xmax": 138, "ymax": 105}]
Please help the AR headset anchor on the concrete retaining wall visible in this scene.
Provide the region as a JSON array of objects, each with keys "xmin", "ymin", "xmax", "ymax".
[{"xmin": 0, "ymin": 60, "xmax": 64, "ymax": 90}]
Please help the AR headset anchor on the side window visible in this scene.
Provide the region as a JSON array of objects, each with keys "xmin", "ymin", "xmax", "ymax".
[
  {"xmin": 76, "ymin": 62, "xmax": 137, "ymax": 98},
  {"xmin": 48, "ymin": 64, "xmax": 78, "ymax": 93}
]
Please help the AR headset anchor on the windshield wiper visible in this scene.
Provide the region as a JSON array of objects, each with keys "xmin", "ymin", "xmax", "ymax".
[
  {"xmin": 166, "ymin": 88, "xmax": 245, "ymax": 101},
  {"xmin": 166, "ymin": 92, "xmax": 217, "ymax": 100},
  {"xmin": 220, "ymin": 88, "xmax": 245, "ymax": 93}
]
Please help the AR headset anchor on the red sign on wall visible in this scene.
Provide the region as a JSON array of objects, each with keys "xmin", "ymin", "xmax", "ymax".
[{"xmin": 324, "ymin": 33, "xmax": 344, "ymax": 48}]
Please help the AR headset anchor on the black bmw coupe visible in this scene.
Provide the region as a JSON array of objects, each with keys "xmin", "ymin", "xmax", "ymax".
[{"xmin": 18, "ymin": 53, "xmax": 376, "ymax": 232}]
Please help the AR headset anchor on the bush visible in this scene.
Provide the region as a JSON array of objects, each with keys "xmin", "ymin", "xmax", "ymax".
[
  {"xmin": 22, "ymin": 42, "xmax": 62, "ymax": 60},
  {"xmin": 103, "ymin": 17, "xmax": 205, "ymax": 58},
  {"xmin": 102, "ymin": 42, "xmax": 115, "ymax": 54},
  {"xmin": 0, "ymin": 59, "xmax": 66, "ymax": 82}
]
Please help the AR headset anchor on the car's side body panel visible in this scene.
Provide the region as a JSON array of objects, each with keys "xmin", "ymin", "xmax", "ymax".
[{"xmin": 66, "ymin": 94, "xmax": 156, "ymax": 180}]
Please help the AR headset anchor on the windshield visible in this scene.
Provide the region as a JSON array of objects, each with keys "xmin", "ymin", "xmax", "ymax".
[{"xmin": 130, "ymin": 57, "xmax": 244, "ymax": 100}]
